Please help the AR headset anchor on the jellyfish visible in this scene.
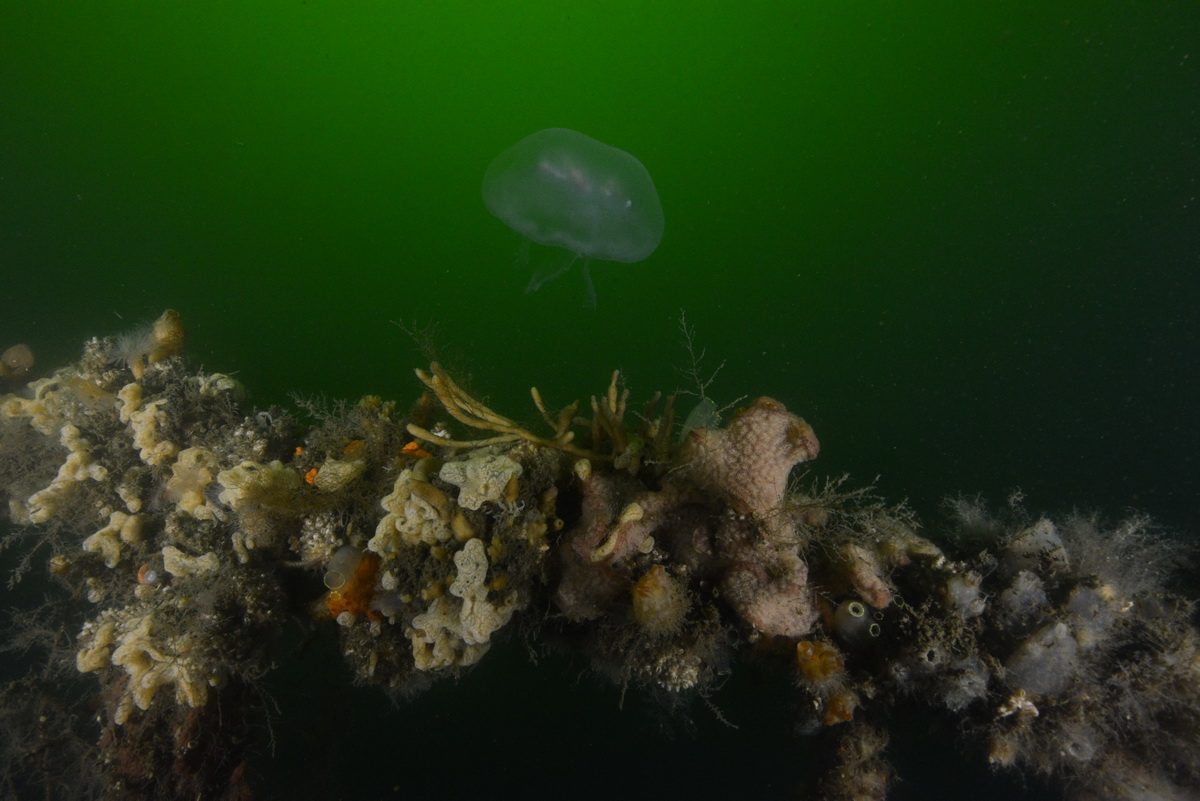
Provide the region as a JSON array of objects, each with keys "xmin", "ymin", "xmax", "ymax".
[{"xmin": 483, "ymin": 128, "xmax": 664, "ymax": 307}]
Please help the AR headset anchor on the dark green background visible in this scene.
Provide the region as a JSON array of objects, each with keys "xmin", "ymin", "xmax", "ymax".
[{"xmin": 2, "ymin": 3, "xmax": 1197, "ymax": 798}]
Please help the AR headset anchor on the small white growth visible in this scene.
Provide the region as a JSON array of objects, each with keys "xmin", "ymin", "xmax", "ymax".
[
  {"xmin": 82, "ymin": 510, "xmax": 143, "ymax": 568},
  {"xmin": 294, "ymin": 513, "xmax": 341, "ymax": 565},
  {"xmin": 945, "ymin": 571, "xmax": 986, "ymax": 619},
  {"xmin": 369, "ymin": 469, "xmax": 452, "ymax": 553},
  {"xmin": 188, "ymin": 372, "xmax": 244, "ymax": 399},
  {"xmin": 1006, "ymin": 621, "xmax": 1079, "ymax": 697},
  {"xmin": 941, "ymin": 656, "xmax": 989, "ymax": 711},
  {"xmin": 116, "ymin": 382, "xmax": 143, "ymax": 425},
  {"xmin": 0, "ymin": 376, "xmax": 66, "ymax": 436},
  {"xmin": 406, "ymin": 538, "xmax": 519, "ymax": 670},
  {"xmin": 439, "ymin": 454, "xmax": 522, "ymax": 510},
  {"xmin": 116, "ymin": 473, "xmax": 144, "ymax": 514},
  {"xmin": 119, "ymin": 384, "xmax": 180, "ymax": 467},
  {"xmin": 135, "ymin": 409, "xmax": 179, "ymax": 466},
  {"xmin": 217, "ymin": 461, "xmax": 303, "ymax": 561},
  {"xmin": 165, "ymin": 447, "xmax": 222, "ymax": 520},
  {"xmin": 640, "ymin": 648, "xmax": 704, "ymax": 693},
  {"xmin": 1065, "ymin": 586, "xmax": 1113, "ymax": 649},
  {"xmin": 450, "ymin": 537, "xmax": 517, "ymax": 645},
  {"xmin": 313, "ymin": 458, "xmax": 367, "ymax": 492},
  {"xmin": 26, "ymin": 423, "xmax": 109, "ymax": 524},
  {"xmin": 998, "ymin": 570, "xmax": 1048, "ymax": 622},
  {"xmin": 76, "ymin": 620, "xmax": 117, "ymax": 673},
  {"xmin": 408, "ymin": 598, "xmax": 487, "ymax": 670},
  {"xmin": 216, "ymin": 461, "xmax": 301, "ymax": 513},
  {"xmin": 997, "ymin": 688, "xmax": 1039, "ymax": 719},
  {"xmin": 1007, "ymin": 518, "xmax": 1070, "ymax": 574},
  {"xmin": 79, "ymin": 613, "xmax": 224, "ymax": 725},
  {"xmin": 161, "ymin": 545, "xmax": 219, "ymax": 577}
]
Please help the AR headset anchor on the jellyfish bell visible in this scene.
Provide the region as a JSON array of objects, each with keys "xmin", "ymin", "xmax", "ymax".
[{"xmin": 483, "ymin": 128, "xmax": 664, "ymax": 307}]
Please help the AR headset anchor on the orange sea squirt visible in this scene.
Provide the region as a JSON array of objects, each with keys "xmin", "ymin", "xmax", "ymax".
[
  {"xmin": 325, "ymin": 551, "xmax": 381, "ymax": 620},
  {"xmin": 401, "ymin": 441, "xmax": 433, "ymax": 459}
]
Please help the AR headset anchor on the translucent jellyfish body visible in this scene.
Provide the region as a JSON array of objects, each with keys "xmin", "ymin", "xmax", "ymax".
[{"xmin": 483, "ymin": 128, "xmax": 664, "ymax": 306}]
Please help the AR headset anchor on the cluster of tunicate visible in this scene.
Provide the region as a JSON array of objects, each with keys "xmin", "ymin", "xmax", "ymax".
[
  {"xmin": 808, "ymin": 722, "xmax": 893, "ymax": 801},
  {"xmin": 323, "ymin": 441, "xmax": 562, "ymax": 690},
  {"xmin": 438, "ymin": 452, "xmax": 523, "ymax": 511},
  {"xmin": 0, "ymin": 318, "xmax": 548, "ymax": 793},
  {"xmin": 0, "ymin": 315, "xmax": 289, "ymax": 734},
  {"xmin": 549, "ymin": 397, "xmax": 832, "ymax": 695},
  {"xmin": 942, "ymin": 571, "xmax": 986, "ymax": 618},
  {"xmin": 794, "ymin": 639, "xmax": 860, "ymax": 729},
  {"xmin": 543, "ymin": 397, "xmax": 958, "ymax": 715},
  {"xmin": 831, "ymin": 600, "xmax": 880, "ymax": 646},
  {"xmin": 848, "ymin": 503, "xmax": 1200, "ymax": 801}
]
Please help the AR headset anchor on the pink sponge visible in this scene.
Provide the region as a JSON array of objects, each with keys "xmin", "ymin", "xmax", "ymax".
[{"xmin": 678, "ymin": 397, "xmax": 819, "ymax": 521}]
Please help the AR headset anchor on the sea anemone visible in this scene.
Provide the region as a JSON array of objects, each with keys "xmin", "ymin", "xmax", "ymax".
[
  {"xmin": 795, "ymin": 639, "xmax": 845, "ymax": 685},
  {"xmin": 113, "ymin": 309, "xmax": 186, "ymax": 379},
  {"xmin": 631, "ymin": 565, "xmax": 689, "ymax": 636}
]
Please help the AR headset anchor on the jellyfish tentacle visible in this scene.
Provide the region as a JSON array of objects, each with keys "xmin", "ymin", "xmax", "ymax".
[
  {"xmin": 580, "ymin": 259, "xmax": 596, "ymax": 309},
  {"xmin": 525, "ymin": 250, "xmax": 579, "ymax": 293}
]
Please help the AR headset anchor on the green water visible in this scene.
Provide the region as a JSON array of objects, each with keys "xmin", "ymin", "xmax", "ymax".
[{"xmin": 2, "ymin": 3, "xmax": 1198, "ymax": 797}]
